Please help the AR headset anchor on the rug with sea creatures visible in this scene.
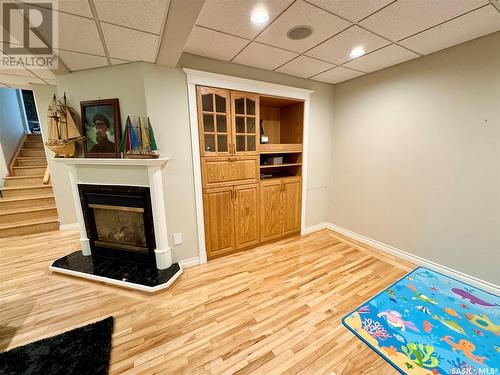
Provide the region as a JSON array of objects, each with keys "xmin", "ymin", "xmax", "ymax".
[{"xmin": 342, "ymin": 267, "xmax": 499, "ymax": 375}]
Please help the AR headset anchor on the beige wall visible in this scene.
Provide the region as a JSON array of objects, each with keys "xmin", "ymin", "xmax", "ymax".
[
  {"xmin": 329, "ymin": 32, "xmax": 500, "ymax": 284},
  {"xmin": 37, "ymin": 58, "xmax": 335, "ymax": 262},
  {"xmin": 31, "ymin": 84, "xmax": 75, "ymax": 224},
  {"xmin": 0, "ymin": 88, "xmax": 25, "ymax": 184}
]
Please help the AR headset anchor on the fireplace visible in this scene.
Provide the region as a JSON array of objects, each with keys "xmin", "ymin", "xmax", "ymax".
[
  {"xmin": 78, "ymin": 184, "xmax": 156, "ymax": 264},
  {"xmin": 49, "ymin": 157, "xmax": 183, "ymax": 293}
]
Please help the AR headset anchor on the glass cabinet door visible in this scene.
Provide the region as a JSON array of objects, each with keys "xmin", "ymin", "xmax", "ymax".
[
  {"xmin": 232, "ymin": 92, "xmax": 259, "ymax": 155},
  {"xmin": 197, "ymin": 87, "xmax": 231, "ymax": 156}
]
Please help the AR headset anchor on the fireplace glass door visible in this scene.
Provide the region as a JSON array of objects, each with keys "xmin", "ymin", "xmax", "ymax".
[{"xmin": 90, "ymin": 204, "xmax": 147, "ymax": 252}]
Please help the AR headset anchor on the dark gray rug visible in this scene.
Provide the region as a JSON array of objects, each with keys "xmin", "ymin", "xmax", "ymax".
[{"xmin": 0, "ymin": 317, "xmax": 113, "ymax": 375}]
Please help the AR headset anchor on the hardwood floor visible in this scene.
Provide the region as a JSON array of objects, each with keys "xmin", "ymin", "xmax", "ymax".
[{"xmin": 0, "ymin": 229, "xmax": 415, "ymax": 374}]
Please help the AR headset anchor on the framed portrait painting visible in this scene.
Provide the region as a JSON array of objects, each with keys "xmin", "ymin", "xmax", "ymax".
[{"xmin": 81, "ymin": 99, "xmax": 122, "ymax": 158}]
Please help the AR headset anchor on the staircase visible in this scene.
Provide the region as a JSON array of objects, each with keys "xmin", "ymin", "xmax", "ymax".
[{"xmin": 0, "ymin": 134, "xmax": 59, "ymax": 238}]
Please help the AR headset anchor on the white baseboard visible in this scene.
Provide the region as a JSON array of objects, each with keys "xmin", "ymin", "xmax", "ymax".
[
  {"xmin": 179, "ymin": 257, "xmax": 200, "ymax": 268},
  {"xmin": 301, "ymin": 222, "xmax": 330, "ymax": 235},
  {"xmin": 59, "ymin": 223, "xmax": 79, "ymax": 231},
  {"xmin": 303, "ymin": 222, "xmax": 499, "ymax": 294}
]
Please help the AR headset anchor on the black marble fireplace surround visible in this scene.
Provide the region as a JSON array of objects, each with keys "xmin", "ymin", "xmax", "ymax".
[{"xmin": 50, "ymin": 184, "xmax": 182, "ymax": 292}]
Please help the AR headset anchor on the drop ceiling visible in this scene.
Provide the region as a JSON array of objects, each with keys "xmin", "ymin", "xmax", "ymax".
[
  {"xmin": 187, "ymin": 0, "xmax": 500, "ymax": 84},
  {"xmin": 0, "ymin": 0, "xmax": 170, "ymax": 88},
  {"xmin": 0, "ymin": 0, "xmax": 498, "ymax": 89}
]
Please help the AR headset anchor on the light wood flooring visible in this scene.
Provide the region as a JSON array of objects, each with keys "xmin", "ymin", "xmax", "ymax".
[{"xmin": 0, "ymin": 229, "xmax": 415, "ymax": 374}]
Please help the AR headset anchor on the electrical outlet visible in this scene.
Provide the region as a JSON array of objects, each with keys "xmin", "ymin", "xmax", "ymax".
[{"xmin": 173, "ymin": 232, "xmax": 183, "ymax": 246}]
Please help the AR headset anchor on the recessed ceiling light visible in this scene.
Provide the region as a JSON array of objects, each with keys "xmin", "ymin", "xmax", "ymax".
[
  {"xmin": 287, "ymin": 25, "xmax": 313, "ymax": 40},
  {"xmin": 251, "ymin": 9, "xmax": 269, "ymax": 25},
  {"xmin": 349, "ymin": 47, "xmax": 365, "ymax": 59}
]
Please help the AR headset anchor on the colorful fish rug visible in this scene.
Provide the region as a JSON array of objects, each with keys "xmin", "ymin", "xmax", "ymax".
[{"xmin": 342, "ymin": 267, "xmax": 499, "ymax": 375}]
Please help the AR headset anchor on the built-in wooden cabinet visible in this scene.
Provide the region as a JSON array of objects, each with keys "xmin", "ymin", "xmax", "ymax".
[
  {"xmin": 260, "ymin": 179, "xmax": 283, "ymax": 242},
  {"xmin": 201, "ymin": 156, "xmax": 258, "ymax": 187},
  {"xmin": 282, "ymin": 177, "xmax": 302, "ymax": 235},
  {"xmin": 203, "ymin": 186, "xmax": 235, "ymax": 257},
  {"xmin": 197, "ymin": 87, "xmax": 232, "ymax": 156},
  {"xmin": 231, "ymin": 92, "xmax": 259, "ymax": 155},
  {"xmin": 260, "ymin": 176, "xmax": 301, "ymax": 242},
  {"xmin": 197, "ymin": 85, "xmax": 304, "ymax": 260},
  {"xmin": 234, "ymin": 184, "xmax": 260, "ymax": 249},
  {"xmin": 203, "ymin": 183, "xmax": 259, "ymax": 259}
]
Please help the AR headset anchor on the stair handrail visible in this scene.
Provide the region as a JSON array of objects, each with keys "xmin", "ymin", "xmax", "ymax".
[{"xmin": 43, "ymin": 166, "xmax": 50, "ymax": 185}]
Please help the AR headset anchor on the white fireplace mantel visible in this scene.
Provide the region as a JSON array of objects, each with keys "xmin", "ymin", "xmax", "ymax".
[
  {"xmin": 53, "ymin": 157, "xmax": 170, "ymax": 166},
  {"xmin": 53, "ymin": 157, "xmax": 173, "ymax": 270}
]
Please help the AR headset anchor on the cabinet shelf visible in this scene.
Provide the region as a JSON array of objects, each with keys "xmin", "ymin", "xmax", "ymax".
[
  {"xmin": 260, "ymin": 163, "xmax": 302, "ymax": 169},
  {"xmin": 259, "ymin": 144, "xmax": 302, "ymax": 154}
]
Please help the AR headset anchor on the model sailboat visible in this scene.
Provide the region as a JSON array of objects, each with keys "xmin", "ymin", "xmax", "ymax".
[
  {"xmin": 119, "ymin": 116, "xmax": 159, "ymax": 158},
  {"xmin": 45, "ymin": 93, "xmax": 84, "ymax": 157}
]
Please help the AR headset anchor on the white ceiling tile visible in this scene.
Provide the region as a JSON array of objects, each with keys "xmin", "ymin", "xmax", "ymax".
[
  {"xmin": 276, "ymin": 55, "xmax": 334, "ymax": 78},
  {"xmin": 0, "ymin": 67, "xmax": 35, "ymax": 77},
  {"xmin": 256, "ymin": 0, "xmax": 351, "ymax": 53},
  {"xmin": 57, "ymin": 50, "xmax": 109, "ymax": 71},
  {"xmin": 343, "ymin": 44, "xmax": 419, "ymax": 73},
  {"xmin": 101, "ymin": 23, "xmax": 159, "ymax": 62},
  {"xmin": 29, "ymin": 68, "xmax": 56, "ymax": 80},
  {"xmin": 306, "ymin": 25, "xmax": 390, "ymax": 64},
  {"xmin": 184, "ymin": 26, "xmax": 249, "ymax": 61},
  {"xmin": 57, "ymin": 0, "xmax": 93, "ymax": 18},
  {"xmin": 110, "ymin": 58, "xmax": 131, "ymax": 65},
  {"xmin": 360, "ymin": 0, "xmax": 488, "ymax": 41},
  {"xmin": 400, "ymin": 5, "xmax": 500, "ymax": 55},
  {"xmin": 0, "ymin": 73, "xmax": 45, "ymax": 87},
  {"xmin": 312, "ymin": 66, "xmax": 364, "ymax": 83},
  {"xmin": 306, "ymin": 0, "xmax": 394, "ymax": 22},
  {"xmin": 95, "ymin": 0, "xmax": 170, "ymax": 35},
  {"xmin": 44, "ymin": 79, "xmax": 57, "ymax": 85},
  {"xmin": 197, "ymin": 0, "xmax": 294, "ymax": 39},
  {"xmin": 59, "ymin": 13, "xmax": 105, "ymax": 55},
  {"xmin": 233, "ymin": 42, "xmax": 298, "ymax": 70},
  {"xmin": 33, "ymin": 1, "xmax": 92, "ymax": 18}
]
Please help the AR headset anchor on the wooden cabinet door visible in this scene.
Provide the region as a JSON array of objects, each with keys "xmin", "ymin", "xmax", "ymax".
[
  {"xmin": 234, "ymin": 184, "xmax": 259, "ymax": 249},
  {"xmin": 203, "ymin": 186, "xmax": 235, "ymax": 259},
  {"xmin": 231, "ymin": 92, "xmax": 259, "ymax": 156},
  {"xmin": 197, "ymin": 86, "xmax": 232, "ymax": 157},
  {"xmin": 201, "ymin": 156, "xmax": 259, "ymax": 187},
  {"xmin": 282, "ymin": 177, "xmax": 302, "ymax": 235},
  {"xmin": 260, "ymin": 179, "xmax": 282, "ymax": 242}
]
